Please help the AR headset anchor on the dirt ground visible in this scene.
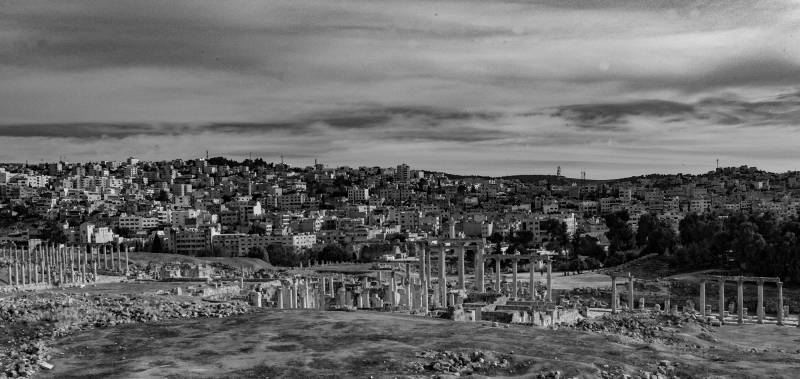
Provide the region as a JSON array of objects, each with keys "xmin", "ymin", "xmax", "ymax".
[{"xmin": 40, "ymin": 309, "xmax": 800, "ymax": 379}]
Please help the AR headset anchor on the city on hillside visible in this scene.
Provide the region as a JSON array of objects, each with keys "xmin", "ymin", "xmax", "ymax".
[{"xmin": 2, "ymin": 157, "xmax": 799, "ymax": 278}]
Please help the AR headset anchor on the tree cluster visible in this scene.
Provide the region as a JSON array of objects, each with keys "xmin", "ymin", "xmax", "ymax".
[{"xmin": 674, "ymin": 212, "xmax": 800, "ymax": 283}]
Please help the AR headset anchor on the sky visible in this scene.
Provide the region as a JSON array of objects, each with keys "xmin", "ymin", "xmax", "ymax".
[{"xmin": 1, "ymin": 0, "xmax": 799, "ymax": 179}]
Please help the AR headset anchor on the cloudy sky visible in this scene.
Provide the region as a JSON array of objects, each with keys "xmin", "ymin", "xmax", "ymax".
[{"xmin": 1, "ymin": 0, "xmax": 799, "ymax": 178}]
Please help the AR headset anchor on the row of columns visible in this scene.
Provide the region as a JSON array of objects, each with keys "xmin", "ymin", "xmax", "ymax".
[
  {"xmin": 698, "ymin": 278, "xmax": 786, "ymax": 325},
  {"xmin": 427, "ymin": 248, "xmax": 553, "ymax": 302},
  {"xmin": 483, "ymin": 256, "xmax": 551, "ymax": 302},
  {"xmin": 2, "ymin": 244, "xmax": 130, "ymax": 287},
  {"xmin": 610, "ymin": 273, "xmax": 636, "ymax": 314}
]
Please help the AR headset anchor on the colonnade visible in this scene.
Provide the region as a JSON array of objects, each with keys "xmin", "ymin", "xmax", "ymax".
[
  {"xmin": 699, "ymin": 276, "xmax": 785, "ymax": 325},
  {"xmin": 1, "ymin": 243, "xmax": 129, "ymax": 288}
]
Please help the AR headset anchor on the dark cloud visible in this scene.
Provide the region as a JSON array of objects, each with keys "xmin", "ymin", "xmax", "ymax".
[
  {"xmin": 552, "ymin": 100, "xmax": 695, "ymax": 130},
  {"xmin": 0, "ymin": 123, "xmax": 185, "ymax": 139},
  {"xmin": 0, "ymin": 106, "xmax": 506, "ymax": 142},
  {"xmin": 552, "ymin": 91, "xmax": 800, "ymax": 129}
]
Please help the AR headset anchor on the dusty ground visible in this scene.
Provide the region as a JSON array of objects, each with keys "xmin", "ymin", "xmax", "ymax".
[{"xmin": 40, "ymin": 309, "xmax": 800, "ymax": 378}]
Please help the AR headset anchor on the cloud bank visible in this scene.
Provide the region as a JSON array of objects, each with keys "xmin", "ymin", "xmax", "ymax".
[{"xmin": 0, "ymin": 0, "xmax": 799, "ymax": 178}]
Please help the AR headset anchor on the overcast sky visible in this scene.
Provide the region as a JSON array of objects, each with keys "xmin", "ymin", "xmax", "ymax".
[{"xmin": 1, "ymin": 0, "xmax": 799, "ymax": 178}]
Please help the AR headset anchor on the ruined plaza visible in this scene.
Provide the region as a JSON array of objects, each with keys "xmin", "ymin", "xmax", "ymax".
[{"xmin": 2, "ymin": 240, "xmax": 800, "ymax": 378}]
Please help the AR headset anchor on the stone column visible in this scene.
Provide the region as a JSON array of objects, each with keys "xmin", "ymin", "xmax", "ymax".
[
  {"xmin": 546, "ymin": 260, "xmax": 553, "ymax": 302},
  {"xmin": 13, "ymin": 248, "xmax": 19, "ymax": 285},
  {"xmin": 292, "ymin": 280, "xmax": 299, "ymax": 309},
  {"xmin": 611, "ymin": 276, "xmax": 618, "ymax": 314},
  {"xmin": 118, "ymin": 245, "xmax": 124, "ymax": 272},
  {"xmin": 25, "ymin": 249, "xmax": 31, "ymax": 284},
  {"xmin": 529, "ymin": 258, "xmax": 535, "ymax": 300},
  {"xmin": 45, "ymin": 247, "xmax": 52, "ymax": 285},
  {"xmin": 439, "ymin": 249, "xmax": 446, "ymax": 306},
  {"xmin": 757, "ymin": 280, "xmax": 764, "ymax": 324},
  {"xmin": 33, "ymin": 249, "xmax": 40, "ymax": 284},
  {"xmin": 278, "ymin": 287, "xmax": 284, "ymax": 309},
  {"xmin": 390, "ymin": 274, "xmax": 397, "ymax": 308},
  {"xmin": 777, "ymin": 281, "xmax": 784, "ymax": 326},
  {"xmin": 457, "ymin": 247, "xmax": 465, "ymax": 290},
  {"xmin": 718, "ymin": 280, "xmax": 725, "ymax": 324},
  {"xmin": 699, "ymin": 280, "xmax": 706, "ymax": 318},
  {"xmin": 304, "ymin": 280, "xmax": 310, "ymax": 308},
  {"xmin": 103, "ymin": 245, "xmax": 108, "ymax": 270},
  {"xmin": 512, "ymin": 258, "xmax": 518, "ymax": 299},
  {"xmin": 474, "ymin": 246, "xmax": 484, "ymax": 292},
  {"xmin": 82, "ymin": 247, "xmax": 88, "ymax": 283},
  {"xmin": 20, "ymin": 249, "xmax": 26, "ymax": 285},
  {"xmin": 495, "ymin": 259, "xmax": 501, "ymax": 293},
  {"xmin": 420, "ymin": 249, "xmax": 429, "ymax": 312},
  {"xmin": 737, "ymin": 278, "xmax": 744, "ymax": 324},
  {"xmin": 628, "ymin": 273, "xmax": 634, "ymax": 310},
  {"xmin": 125, "ymin": 249, "xmax": 129, "ymax": 275},
  {"xmin": 92, "ymin": 246, "xmax": 98, "ymax": 282},
  {"xmin": 58, "ymin": 246, "xmax": 64, "ymax": 285},
  {"xmin": 405, "ymin": 263, "xmax": 412, "ymax": 307}
]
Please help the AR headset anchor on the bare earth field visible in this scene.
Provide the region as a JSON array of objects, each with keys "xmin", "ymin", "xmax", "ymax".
[{"xmin": 41, "ymin": 309, "xmax": 800, "ymax": 378}]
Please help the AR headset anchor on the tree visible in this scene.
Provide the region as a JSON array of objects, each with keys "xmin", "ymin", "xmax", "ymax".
[
  {"xmin": 603, "ymin": 211, "xmax": 635, "ymax": 253},
  {"xmin": 151, "ymin": 235, "xmax": 163, "ymax": 254},
  {"xmin": 509, "ymin": 230, "xmax": 534, "ymax": 247},
  {"xmin": 156, "ymin": 190, "xmax": 170, "ymax": 202},
  {"xmin": 573, "ymin": 235, "xmax": 604, "ymax": 260},
  {"xmin": 541, "ymin": 220, "xmax": 568, "ymax": 251},
  {"xmin": 266, "ymin": 244, "xmax": 301, "ymax": 266},
  {"xmin": 487, "ymin": 232, "xmax": 504, "ymax": 244},
  {"xmin": 247, "ymin": 246, "xmax": 269, "ymax": 262},
  {"xmin": 318, "ymin": 244, "xmax": 353, "ymax": 262}
]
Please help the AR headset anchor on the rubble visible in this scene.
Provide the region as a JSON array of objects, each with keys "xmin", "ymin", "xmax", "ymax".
[
  {"xmin": 412, "ymin": 349, "xmax": 512, "ymax": 376},
  {"xmin": 0, "ymin": 293, "xmax": 250, "ymax": 378}
]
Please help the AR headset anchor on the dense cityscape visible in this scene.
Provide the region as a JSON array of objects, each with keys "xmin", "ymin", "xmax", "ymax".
[{"xmin": 2, "ymin": 157, "xmax": 800, "ymax": 273}]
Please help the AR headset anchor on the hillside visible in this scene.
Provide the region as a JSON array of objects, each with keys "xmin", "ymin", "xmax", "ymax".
[{"xmin": 126, "ymin": 252, "xmax": 272, "ymax": 271}]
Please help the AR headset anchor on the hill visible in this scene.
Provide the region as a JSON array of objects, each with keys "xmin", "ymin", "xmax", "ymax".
[{"xmin": 126, "ymin": 252, "xmax": 272, "ymax": 271}]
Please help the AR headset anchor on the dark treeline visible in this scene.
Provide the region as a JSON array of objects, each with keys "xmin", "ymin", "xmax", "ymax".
[{"xmin": 675, "ymin": 212, "xmax": 800, "ymax": 283}]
